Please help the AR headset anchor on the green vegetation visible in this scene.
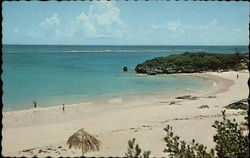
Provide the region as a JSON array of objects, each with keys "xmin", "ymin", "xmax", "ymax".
[
  {"xmin": 125, "ymin": 138, "xmax": 151, "ymax": 158},
  {"xmin": 135, "ymin": 52, "xmax": 248, "ymax": 74},
  {"xmin": 163, "ymin": 125, "xmax": 215, "ymax": 158},
  {"xmin": 212, "ymin": 111, "xmax": 249, "ymax": 158},
  {"xmin": 126, "ymin": 110, "xmax": 249, "ymax": 158},
  {"xmin": 163, "ymin": 110, "xmax": 249, "ymax": 158}
]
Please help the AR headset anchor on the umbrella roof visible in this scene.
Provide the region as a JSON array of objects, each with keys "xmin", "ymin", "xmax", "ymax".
[{"xmin": 67, "ymin": 128, "xmax": 100, "ymax": 154}]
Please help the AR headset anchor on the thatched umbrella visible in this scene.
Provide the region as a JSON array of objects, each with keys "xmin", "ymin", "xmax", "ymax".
[{"xmin": 67, "ymin": 128, "xmax": 100, "ymax": 157}]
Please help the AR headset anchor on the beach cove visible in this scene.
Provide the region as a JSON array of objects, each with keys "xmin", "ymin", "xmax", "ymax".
[
  {"xmin": 2, "ymin": 70, "xmax": 248, "ymax": 157},
  {"xmin": 2, "ymin": 1, "xmax": 249, "ymax": 157}
]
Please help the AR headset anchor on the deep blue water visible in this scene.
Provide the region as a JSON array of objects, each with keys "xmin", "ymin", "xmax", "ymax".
[{"xmin": 2, "ymin": 45, "xmax": 248, "ymax": 111}]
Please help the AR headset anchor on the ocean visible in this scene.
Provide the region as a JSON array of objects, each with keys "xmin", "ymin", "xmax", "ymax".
[{"xmin": 2, "ymin": 45, "xmax": 248, "ymax": 111}]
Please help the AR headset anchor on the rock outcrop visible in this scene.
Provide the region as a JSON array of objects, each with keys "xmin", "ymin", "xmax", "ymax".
[
  {"xmin": 198, "ymin": 105, "xmax": 210, "ymax": 109},
  {"xmin": 176, "ymin": 95, "xmax": 192, "ymax": 99},
  {"xmin": 123, "ymin": 66, "xmax": 128, "ymax": 72},
  {"xmin": 135, "ymin": 52, "xmax": 249, "ymax": 75},
  {"xmin": 224, "ymin": 99, "xmax": 248, "ymax": 110}
]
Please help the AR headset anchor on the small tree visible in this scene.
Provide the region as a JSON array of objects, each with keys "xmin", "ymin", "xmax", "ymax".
[
  {"xmin": 163, "ymin": 125, "xmax": 214, "ymax": 158},
  {"xmin": 163, "ymin": 110, "xmax": 249, "ymax": 158},
  {"xmin": 125, "ymin": 138, "xmax": 151, "ymax": 158},
  {"xmin": 212, "ymin": 110, "xmax": 249, "ymax": 158}
]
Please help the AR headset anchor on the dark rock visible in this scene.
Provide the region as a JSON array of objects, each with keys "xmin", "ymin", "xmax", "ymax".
[
  {"xmin": 198, "ymin": 105, "xmax": 210, "ymax": 109},
  {"xmin": 169, "ymin": 101, "xmax": 176, "ymax": 105},
  {"xmin": 190, "ymin": 97, "xmax": 199, "ymax": 100},
  {"xmin": 208, "ymin": 96, "xmax": 216, "ymax": 98},
  {"xmin": 148, "ymin": 71, "xmax": 157, "ymax": 75},
  {"xmin": 123, "ymin": 66, "xmax": 128, "ymax": 72},
  {"xmin": 176, "ymin": 95, "xmax": 191, "ymax": 99},
  {"xmin": 23, "ymin": 148, "xmax": 35, "ymax": 152},
  {"xmin": 225, "ymin": 99, "xmax": 248, "ymax": 110}
]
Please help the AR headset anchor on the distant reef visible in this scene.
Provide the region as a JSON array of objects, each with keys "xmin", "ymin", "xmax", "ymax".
[{"xmin": 135, "ymin": 52, "xmax": 249, "ymax": 75}]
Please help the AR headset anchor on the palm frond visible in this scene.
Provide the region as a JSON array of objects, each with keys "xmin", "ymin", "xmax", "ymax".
[{"xmin": 67, "ymin": 128, "xmax": 100, "ymax": 155}]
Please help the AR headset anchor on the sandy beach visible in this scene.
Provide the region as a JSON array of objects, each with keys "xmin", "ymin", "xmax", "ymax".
[{"xmin": 2, "ymin": 71, "xmax": 248, "ymax": 157}]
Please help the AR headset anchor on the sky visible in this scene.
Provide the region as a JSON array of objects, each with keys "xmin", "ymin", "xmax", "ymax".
[{"xmin": 2, "ymin": 1, "xmax": 249, "ymax": 45}]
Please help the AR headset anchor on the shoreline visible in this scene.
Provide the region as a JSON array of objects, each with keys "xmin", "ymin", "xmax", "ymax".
[
  {"xmin": 2, "ymin": 71, "xmax": 220, "ymax": 114},
  {"xmin": 2, "ymin": 71, "xmax": 220, "ymax": 124},
  {"xmin": 2, "ymin": 70, "xmax": 248, "ymax": 157}
]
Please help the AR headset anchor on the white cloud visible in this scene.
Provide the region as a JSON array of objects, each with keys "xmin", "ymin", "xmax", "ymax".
[
  {"xmin": 166, "ymin": 20, "xmax": 182, "ymax": 32},
  {"xmin": 150, "ymin": 20, "xmax": 183, "ymax": 33},
  {"xmin": 27, "ymin": 13, "xmax": 61, "ymax": 38},
  {"xmin": 25, "ymin": 2, "xmax": 127, "ymax": 41},
  {"xmin": 209, "ymin": 19, "xmax": 218, "ymax": 26},
  {"xmin": 40, "ymin": 13, "xmax": 60, "ymax": 27},
  {"xmin": 90, "ymin": 2, "xmax": 123, "ymax": 26},
  {"xmin": 27, "ymin": 30, "xmax": 44, "ymax": 37},
  {"xmin": 150, "ymin": 24, "xmax": 160, "ymax": 29},
  {"xmin": 76, "ymin": 12, "xmax": 88, "ymax": 21},
  {"xmin": 142, "ymin": 19, "xmax": 245, "ymax": 45},
  {"xmin": 74, "ymin": 1, "xmax": 126, "ymax": 38}
]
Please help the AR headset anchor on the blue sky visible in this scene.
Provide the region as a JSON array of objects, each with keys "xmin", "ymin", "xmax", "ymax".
[{"xmin": 2, "ymin": 1, "xmax": 249, "ymax": 45}]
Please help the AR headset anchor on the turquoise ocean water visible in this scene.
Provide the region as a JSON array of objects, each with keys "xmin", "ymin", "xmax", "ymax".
[{"xmin": 2, "ymin": 45, "xmax": 248, "ymax": 111}]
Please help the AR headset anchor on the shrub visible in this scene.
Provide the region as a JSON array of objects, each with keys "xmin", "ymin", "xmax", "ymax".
[
  {"xmin": 135, "ymin": 52, "xmax": 248, "ymax": 74},
  {"xmin": 163, "ymin": 125, "xmax": 215, "ymax": 158},
  {"xmin": 212, "ymin": 110, "xmax": 249, "ymax": 158},
  {"xmin": 163, "ymin": 110, "xmax": 249, "ymax": 158},
  {"xmin": 125, "ymin": 138, "xmax": 151, "ymax": 158},
  {"xmin": 125, "ymin": 111, "xmax": 248, "ymax": 158}
]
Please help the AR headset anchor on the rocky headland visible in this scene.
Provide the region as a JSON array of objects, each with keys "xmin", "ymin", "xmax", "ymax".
[{"xmin": 135, "ymin": 52, "xmax": 249, "ymax": 75}]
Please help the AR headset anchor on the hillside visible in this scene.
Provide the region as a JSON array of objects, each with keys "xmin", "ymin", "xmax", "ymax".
[{"xmin": 135, "ymin": 52, "xmax": 249, "ymax": 75}]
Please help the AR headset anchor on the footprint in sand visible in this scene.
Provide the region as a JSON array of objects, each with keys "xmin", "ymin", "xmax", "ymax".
[
  {"xmin": 111, "ymin": 129, "xmax": 123, "ymax": 133},
  {"xmin": 198, "ymin": 105, "xmax": 210, "ymax": 109},
  {"xmin": 142, "ymin": 125, "xmax": 154, "ymax": 130},
  {"xmin": 23, "ymin": 148, "xmax": 35, "ymax": 152}
]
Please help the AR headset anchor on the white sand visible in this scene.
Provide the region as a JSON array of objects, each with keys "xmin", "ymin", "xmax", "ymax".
[{"xmin": 2, "ymin": 71, "xmax": 248, "ymax": 157}]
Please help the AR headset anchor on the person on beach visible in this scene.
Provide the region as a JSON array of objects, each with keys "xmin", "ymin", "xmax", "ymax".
[
  {"xmin": 32, "ymin": 101, "xmax": 37, "ymax": 108},
  {"xmin": 62, "ymin": 104, "xmax": 65, "ymax": 113},
  {"xmin": 237, "ymin": 74, "xmax": 239, "ymax": 79}
]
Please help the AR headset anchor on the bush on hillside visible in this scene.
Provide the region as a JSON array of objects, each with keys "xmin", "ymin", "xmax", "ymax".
[{"xmin": 135, "ymin": 52, "xmax": 248, "ymax": 74}]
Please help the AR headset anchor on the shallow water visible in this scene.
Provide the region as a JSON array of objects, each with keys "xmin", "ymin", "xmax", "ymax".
[{"xmin": 2, "ymin": 45, "xmax": 247, "ymax": 111}]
